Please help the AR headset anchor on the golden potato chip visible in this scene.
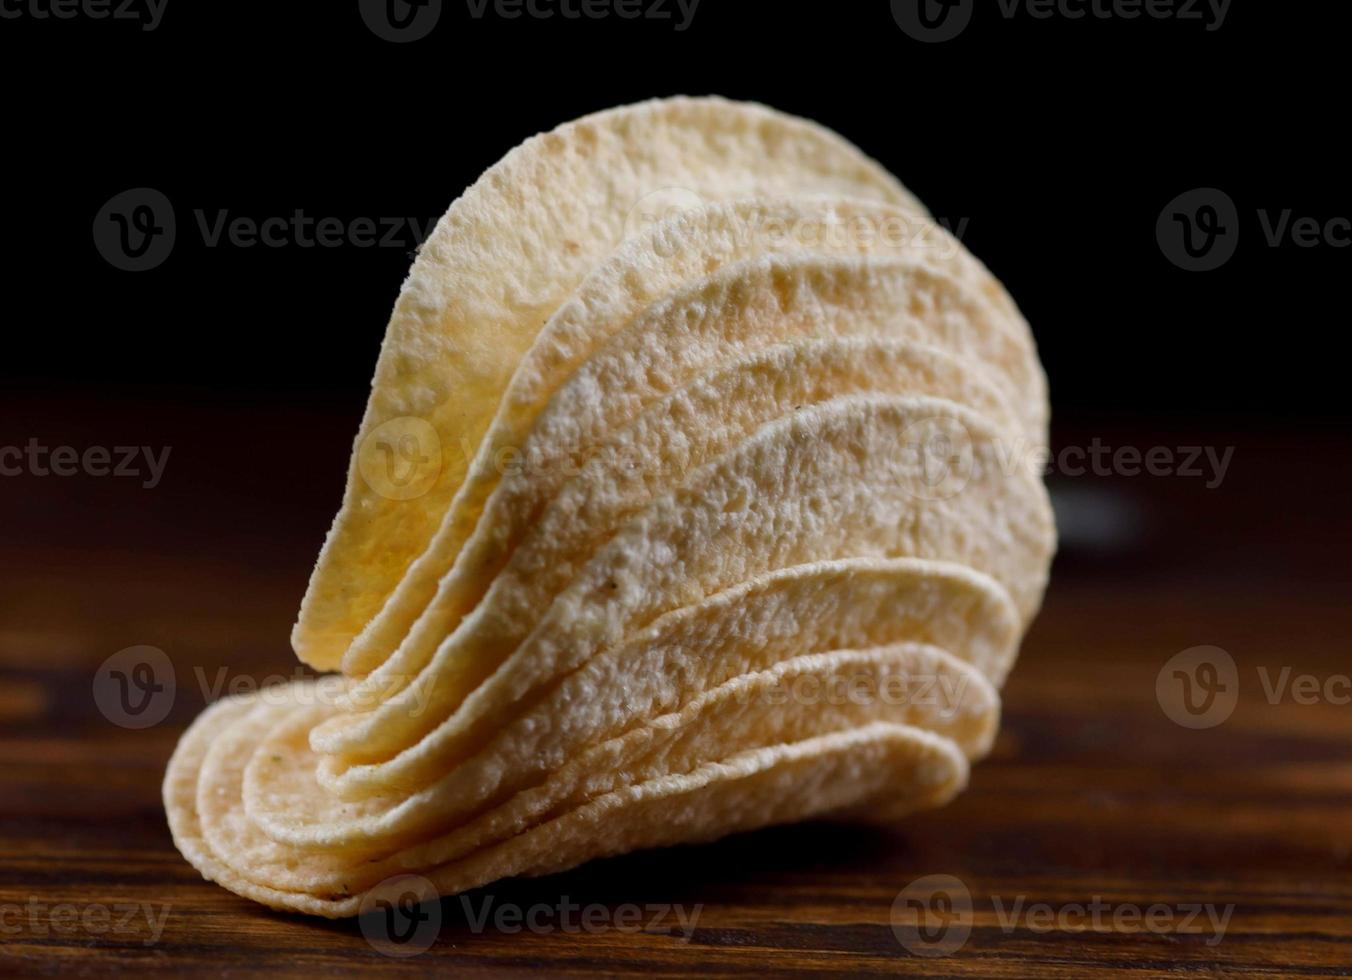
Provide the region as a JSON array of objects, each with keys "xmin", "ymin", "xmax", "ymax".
[
  {"xmin": 313, "ymin": 253, "xmax": 1041, "ymax": 766},
  {"xmin": 336, "ymin": 334, "xmax": 1018, "ymax": 719},
  {"xmin": 201, "ymin": 646, "xmax": 992, "ymax": 900},
  {"xmin": 171, "ymin": 679, "xmax": 964, "ymax": 917},
  {"xmin": 307, "ymin": 395, "xmax": 1050, "ymax": 799},
  {"xmin": 295, "ymin": 98, "xmax": 925, "ymax": 671},
  {"xmin": 338, "ymin": 198, "xmax": 1042, "ymax": 680},
  {"xmin": 247, "ymin": 557, "xmax": 1017, "ymax": 851}
]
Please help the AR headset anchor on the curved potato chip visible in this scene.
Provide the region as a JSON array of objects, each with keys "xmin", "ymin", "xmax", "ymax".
[
  {"xmin": 340, "ymin": 197, "xmax": 1042, "ymax": 678},
  {"xmin": 295, "ymin": 97, "xmax": 926, "ymax": 670},
  {"xmin": 310, "ymin": 394, "xmax": 1052, "ymax": 798},
  {"xmin": 338, "ymin": 335, "xmax": 1018, "ymax": 717},
  {"xmin": 315, "ymin": 255, "xmax": 1039, "ymax": 765},
  {"xmin": 248, "ymin": 556, "xmax": 1016, "ymax": 850},
  {"xmin": 170, "ymin": 681, "xmax": 963, "ymax": 917},
  {"xmin": 164, "ymin": 689, "xmax": 313, "ymax": 910},
  {"xmin": 204, "ymin": 646, "xmax": 994, "ymax": 897},
  {"xmin": 491, "ymin": 721, "xmax": 966, "ymax": 884}
]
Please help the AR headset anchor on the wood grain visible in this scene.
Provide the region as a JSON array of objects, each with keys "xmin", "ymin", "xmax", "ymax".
[{"xmin": 2, "ymin": 404, "xmax": 1349, "ymax": 977}]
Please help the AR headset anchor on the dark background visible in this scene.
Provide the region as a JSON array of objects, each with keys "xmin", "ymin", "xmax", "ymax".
[{"xmin": 5, "ymin": 1, "xmax": 1348, "ymax": 423}]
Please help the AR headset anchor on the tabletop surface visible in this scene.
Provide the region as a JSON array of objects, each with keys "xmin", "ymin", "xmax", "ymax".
[{"xmin": 2, "ymin": 399, "xmax": 1349, "ymax": 977}]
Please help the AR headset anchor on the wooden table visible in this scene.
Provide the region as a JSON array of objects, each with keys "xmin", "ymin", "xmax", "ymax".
[{"xmin": 2, "ymin": 401, "xmax": 1349, "ymax": 976}]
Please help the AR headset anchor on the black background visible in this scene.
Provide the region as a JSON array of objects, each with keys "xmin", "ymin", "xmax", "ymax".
[{"xmin": 5, "ymin": 0, "xmax": 1347, "ymax": 425}]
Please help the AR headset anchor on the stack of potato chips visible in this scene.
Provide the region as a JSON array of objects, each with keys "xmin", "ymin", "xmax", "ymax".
[{"xmin": 165, "ymin": 97, "xmax": 1055, "ymax": 917}]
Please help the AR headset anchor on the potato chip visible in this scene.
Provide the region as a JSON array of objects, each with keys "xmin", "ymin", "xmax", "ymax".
[
  {"xmin": 295, "ymin": 98, "xmax": 926, "ymax": 671},
  {"xmin": 247, "ymin": 557, "xmax": 1016, "ymax": 850},
  {"xmin": 335, "ymin": 332, "xmax": 1020, "ymax": 723},
  {"xmin": 306, "ymin": 395, "xmax": 1050, "ymax": 799},
  {"xmin": 314, "ymin": 253, "xmax": 1041, "ymax": 764},
  {"xmin": 339, "ymin": 197, "xmax": 1042, "ymax": 679},
  {"xmin": 171, "ymin": 679, "xmax": 965, "ymax": 917},
  {"xmin": 201, "ymin": 646, "xmax": 992, "ymax": 900}
]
